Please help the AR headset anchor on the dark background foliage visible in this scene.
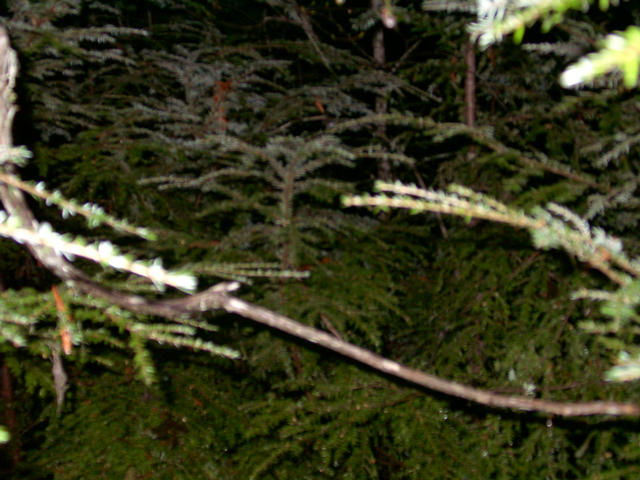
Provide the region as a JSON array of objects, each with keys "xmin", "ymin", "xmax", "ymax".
[{"xmin": 1, "ymin": 0, "xmax": 640, "ymax": 478}]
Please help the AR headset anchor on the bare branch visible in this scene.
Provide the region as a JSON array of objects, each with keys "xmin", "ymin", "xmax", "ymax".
[{"xmin": 220, "ymin": 296, "xmax": 640, "ymax": 417}]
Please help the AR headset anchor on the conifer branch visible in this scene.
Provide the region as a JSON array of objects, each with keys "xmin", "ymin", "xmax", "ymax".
[
  {"xmin": 0, "ymin": 173, "xmax": 156, "ymax": 239},
  {"xmin": 329, "ymin": 113, "xmax": 607, "ymax": 191},
  {"xmin": 468, "ymin": 0, "xmax": 592, "ymax": 49},
  {"xmin": 344, "ymin": 181, "xmax": 631, "ymax": 285},
  {"xmin": 560, "ymin": 26, "xmax": 640, "ymax": 88}
]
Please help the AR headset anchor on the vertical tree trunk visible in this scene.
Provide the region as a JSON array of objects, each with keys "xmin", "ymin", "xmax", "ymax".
[
  {"xmin": 0, "ymin": 29, "xmax": 20, "ymax": 471},
  {"xmin": 372, "ymin": 0, "xmax": 390, "ymax": 181},
  {"xmin": 0, "ymin": 361, "xmax": 19, "ymax": 471}
]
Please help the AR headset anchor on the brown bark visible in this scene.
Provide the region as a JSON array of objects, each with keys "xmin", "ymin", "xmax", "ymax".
[
  {"xmin": 464, "ymin": 39, "xmax": 476, "ymax": 128},
  {"xmin": 1, "ymin": 362, "xmax": 19, "ymax": 470},
  {"xmin": 372, "ymin": 0, "xmax": 390, "ymax": 182},
  {"xmin": 464, "ymin": 38, "xmax": 476, "ymax": 161}
]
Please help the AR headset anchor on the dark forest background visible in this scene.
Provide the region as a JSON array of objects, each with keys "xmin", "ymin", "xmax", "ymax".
[{"xmin": 1, "ymin": 0, "xmax": 640, "ymax": 478}]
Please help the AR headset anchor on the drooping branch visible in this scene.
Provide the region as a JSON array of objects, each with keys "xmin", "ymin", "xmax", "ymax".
[
  {"xmin": 220, "ymin": 296, "xmax": 640, "ymax": 417},
  {"xmin": 0, "ymin": 25, "xmax": 638, "ymax": 418}
]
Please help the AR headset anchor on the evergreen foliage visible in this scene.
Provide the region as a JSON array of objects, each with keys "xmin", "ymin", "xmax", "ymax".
[{"xmin": 1, "ymin": 0, "xmax": 640, "ymax": 478}]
